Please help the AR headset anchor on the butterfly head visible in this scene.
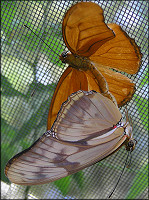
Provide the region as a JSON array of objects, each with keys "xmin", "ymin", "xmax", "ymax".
[
  {"xmin": 59, "ymin": 51, "xmax": 70, "ymax": 63},
  {"xmin": 123, "ymin": 112, "xmax": 137, "ymax": 152}
]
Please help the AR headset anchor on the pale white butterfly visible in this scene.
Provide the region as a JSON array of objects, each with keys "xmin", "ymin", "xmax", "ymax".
[{"xmin": 5, "ymin": 90, "xmax": 136, "ymax": 186}]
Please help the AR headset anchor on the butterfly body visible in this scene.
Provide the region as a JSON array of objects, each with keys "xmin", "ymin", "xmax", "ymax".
[
  {"xmin": 60, "ymin": 51, "xmax": 91, "ymax": 71},
  {"xmin": 60, "ymin": 51, "xmax": 117, "ymax": 105}
]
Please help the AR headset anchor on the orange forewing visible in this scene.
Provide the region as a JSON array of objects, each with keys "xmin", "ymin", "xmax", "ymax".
[
  {"xmin": 47, "ymin": 2, "xmax": 142, "ymax": 129},
  {"xmin": 62, "ymin": 2, "xmax": 115, "ymax": 57},
  {"xmin": 90, "ymin": 24, "xmax": 142, "ymax": 74},
  {"xmin": 48, "ymin": 67, "xmax": 102, "ymax": 129}
]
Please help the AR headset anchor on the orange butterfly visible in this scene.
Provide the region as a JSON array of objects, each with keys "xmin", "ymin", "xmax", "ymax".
[
  {"xmin": 47, "ymin": 2, "xmax": 142, "ymax": 129},
  {"xmin": 5, "ymin": 90, "xmax": 136, "ymax": 185}
]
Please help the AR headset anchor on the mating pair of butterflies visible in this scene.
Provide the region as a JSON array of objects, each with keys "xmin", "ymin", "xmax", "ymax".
[{"xmin": 5, "ymin": 2, "xmax": 141, "ymax": 186}]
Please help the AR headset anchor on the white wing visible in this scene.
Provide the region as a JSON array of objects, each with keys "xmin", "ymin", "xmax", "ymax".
[
  {"xmin": 52, "ymin": 90, "xmax": 122, "ymax": 141},
  {"xmin": 5, "ymin": 90, "xmax": 126, "ymax": 185}
]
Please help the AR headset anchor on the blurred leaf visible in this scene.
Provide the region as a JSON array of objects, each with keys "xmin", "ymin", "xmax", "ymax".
[
  {"xmin": 54, "ymin": 172, "xmax": 84, "ymax": 196},
  {"xmin": 72, "ymin": 171, "xmax": 84, "ymax": 189},
  {"xmin": 139, "ymin": 68, "xmax": 148, "ymax": 86},
  {"xmin": 1, "ymin": 54, "xmax": 34, "ymax": 93},
  {"xmin": 1, "ymin": 118, "xmax": 19, "ymax": 183},
  {"xmin": 54, "ymin": 176, "xmax": 72, "ymax": 196},
  {"xmin": 1, "ymin": 75, "xmax": 26, "ymax": 97},
  {"xmin": 7, "ymin": 97, "xmax": 48, "ymax": 148},
  {"xmin": 134, "ymin": 94, "xmax": 148, "ymax": 130},
  {"xmin": 125, "ymin": 163, "xmax": 148, "ymax": 199}
]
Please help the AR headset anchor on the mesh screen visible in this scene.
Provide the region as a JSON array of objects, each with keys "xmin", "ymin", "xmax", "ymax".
[{"xmin": 1, "ymin": 0, "xmax": 148, "ymax": 199}]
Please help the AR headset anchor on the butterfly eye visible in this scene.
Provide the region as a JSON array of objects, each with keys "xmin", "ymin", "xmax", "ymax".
[
  {"xmin": 126, "ymin": 140, "xmax": 136, "ymax": 151},
  {"xmin": 128, "ymin": 140, "xmax": 134, "ymax": 147},
  {"xmin": 61, "ymin": 51, "xmax": 68, "ymax": 58},
  {"xmin": 59, "ymin": 51, "xmax": 69, "ymax": 63}
]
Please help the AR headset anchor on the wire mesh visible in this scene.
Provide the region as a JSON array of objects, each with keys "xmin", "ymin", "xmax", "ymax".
[{"xmin": 1, "ymin": 0, "xmax": 148, "ymax": 199}]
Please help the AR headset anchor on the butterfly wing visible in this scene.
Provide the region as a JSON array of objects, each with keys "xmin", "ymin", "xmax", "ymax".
[
  {"xmin": 47, "ymin": 67, "xmax": 103, "ymax": 129},
  {"xmin": 51, "ymin": 90, "xmax": 122, "ymax": 141},
  {"xmin": 92, "ymin": 66, "xmax": 135, "ymax": 107},
  {"xmin": 5, "ymin": 90, "xmax": 126, "ymax": 185},
  {"xmin": 90, "ymin": 24, "xmax": 142, "ymax": 74},
  {"xmin": 61, "ymin": 2, "xmax": 141, "ymax": 108},
  {"xmin": 62, "ymin": 2, "xmax": 142, "ymax": 73},
  {"xmin": 5, "ymin": 132, "xmax": 126, "ymax": 185},
  {"xmin": 62, "ymin": 2, "xmax": 115, "ymax": 57},
  {"xmin": 48, "ymin": 64, "xmax": 134, "ymax": 130}
]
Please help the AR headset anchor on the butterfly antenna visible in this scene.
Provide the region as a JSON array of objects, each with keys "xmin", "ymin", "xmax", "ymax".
[
  {"xmin": 24, "ymin": 25, "xmax": 61, "ymax": 96},
  {"xmin": 24, "ymin": 25, "xmax": 60, "ymax": 56},
  {"xmin": 30, "ymin": 60, "xmax": 60, "ymax": 97},
  {"xmin": 108, "ymin": 151, "xmax": 130, "ymax": 198}
]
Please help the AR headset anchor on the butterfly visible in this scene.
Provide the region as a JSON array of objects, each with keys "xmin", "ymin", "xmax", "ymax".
[
  {"xmin": 5, "ymin": 90, "xmax": 136, "ymax": 185},
  {"xmin": 47, "ymin": 2, "xmax": 142, "ymax": 129}
]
